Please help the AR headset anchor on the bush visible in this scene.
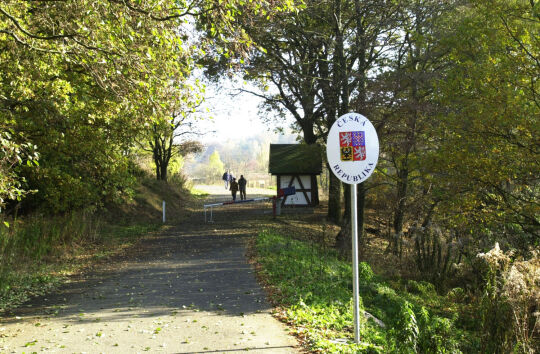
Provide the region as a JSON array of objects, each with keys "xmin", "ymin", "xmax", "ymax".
[
  {"xmin": 392, "ymin": 301, "xmax": 419, "ymax": 353},
  {"xmin": 406, "ymin": 280, "xmax": 436, "ymax": 296},
  {"xmin": 417, "ymin": 306, "xmax": 461, "ymax": 353},
  {"xmin": 359, "ymin": 261, "xmax": 375, "ymax": 282},
  {"xmin": 502, "ymin": 251, "xmax": 540, "ymax": 352},
  {"xmin": 410, "ymin": 224, "xmax": 461, "ymax": 285},
  {"xmin": 476, "ymin": 243, "xmax": 540, "ymax": 352}
]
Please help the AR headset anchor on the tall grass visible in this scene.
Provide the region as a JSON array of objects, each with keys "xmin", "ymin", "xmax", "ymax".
[
  {"xmin": 1, "ymin": 209, "xmax": 100, "ymax": 263},
  {"xmin": 0, "ymin": 209, "xmax": 164, "ymax": 313},
  {"xmin": 0, "ymin": 209, "xmax": 102, "ymax": 312}
]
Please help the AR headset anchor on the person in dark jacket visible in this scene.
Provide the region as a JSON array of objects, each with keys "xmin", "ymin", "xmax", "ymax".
[
  {"xmin": 222, "ymin": 170, "xmax": 230, "ymax": 189},
  {"xmin": 238, "ymin": 175, "xmax": 247, "ymax": 200},
  {"xmin": 229, "ymin": 177, "xmax": 239, "ymax": 201}
]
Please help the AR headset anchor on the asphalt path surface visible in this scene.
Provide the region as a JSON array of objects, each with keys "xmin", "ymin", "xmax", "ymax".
[{"xmin": 0, "ymin": 185, "xmax": 299, "ymax": 353}]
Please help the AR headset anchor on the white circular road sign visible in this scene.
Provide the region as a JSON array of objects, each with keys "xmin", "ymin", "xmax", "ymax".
[{"xmin": 326, "ymin": 113, "xmax": 379, "ymax": 184}]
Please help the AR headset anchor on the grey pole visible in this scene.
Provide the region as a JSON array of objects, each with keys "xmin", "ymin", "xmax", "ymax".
[
  {"xmin": 351, "ymin": 183, "xmax": 360, "ymax": 343},
  {"xmin": 162, "ymin": 201, "xmax": 166, "ymax": 223}
]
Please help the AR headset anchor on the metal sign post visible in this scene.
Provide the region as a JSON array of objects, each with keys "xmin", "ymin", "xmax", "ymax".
[
  {"xmin": 326, "ymin": 112, "xmax": 379, "ymax": 344},
  {"xmin": 351, "ymin": 183, "xmax": 360, "ymax": 342}
]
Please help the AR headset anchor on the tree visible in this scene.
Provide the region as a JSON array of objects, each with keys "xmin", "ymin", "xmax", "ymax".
[
  {"xmin": 0, "ymin": 0, "xmax": 190, "ymax": 211},
  {"xmin": 0, "ymin": 0, "xmax": 297, "ymax": 211},
  {"xmin": 322, "ymin": 0, "xmax": 401, "ymax": 252},
  {"xmin": 0, "ymin": 130, "xmax": 38, "ymax": 211},
  {"xmin": 371, "ymin": 0, "xmax": 457, "ymax": 254},
  {"xmin": 145, "ymin": 82, "xmax": 205, "ymax": 181},
  {"xmin": 149, "ymin": 115, "xmax": 204, "ymax": 181},
  {"xmin": 206, "ymin": 150, "xmax": 225, "ymax": 182},
  {"xmin": 222, "ymin": 0, "xmax": 401, "ymax": 233},
  {"xmin": 428, "ymin": 0, "xmax": 539, "ymax": 250}
]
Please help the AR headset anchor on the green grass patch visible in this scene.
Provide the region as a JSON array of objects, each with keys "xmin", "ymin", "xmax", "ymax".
[
  {"xmin": 0, "ymin": 268, "xmax": 62, "ymax": 313},
  {"xmin": 190, "ymin": 187, "xmax": 209, "ymax": 197},
  {"xmin": 255, "ymin": 229, "xmax": 470, "ymax": 353}
]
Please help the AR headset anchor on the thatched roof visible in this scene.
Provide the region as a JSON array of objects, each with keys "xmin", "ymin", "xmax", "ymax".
[{"xmin": 268, "ymin": 144, "xmax": 322, "ymax": 175}]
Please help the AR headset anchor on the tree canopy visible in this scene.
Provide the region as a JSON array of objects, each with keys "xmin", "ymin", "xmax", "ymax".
[
  {"xmin": 0, "ymin": 0, "xmax": 297, "ymax": 212},
  {"xmin": 205, "ymin": 0, "xmax": 538, "ymax": 255}
]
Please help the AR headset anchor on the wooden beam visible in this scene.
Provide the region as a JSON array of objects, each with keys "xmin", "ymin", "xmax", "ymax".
[{"xmin": 295, "ymin": 175, "xmax": 312, "ymax": 206}]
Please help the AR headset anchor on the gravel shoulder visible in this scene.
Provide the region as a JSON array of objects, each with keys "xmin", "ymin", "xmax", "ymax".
[{"xmin": 0, "ymin": 186, "xmax": 299, "ymax": 353}]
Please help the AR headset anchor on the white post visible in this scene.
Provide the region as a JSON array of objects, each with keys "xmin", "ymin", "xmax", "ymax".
[
  {"xmin": 351, "ymin": 183, "xmax": 360, "ymax": 343},
  {"xmin": 162, "ymin": 200, "xmax": 166, "ymax": 223}
]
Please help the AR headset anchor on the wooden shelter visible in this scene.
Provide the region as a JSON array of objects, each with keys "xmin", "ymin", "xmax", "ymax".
[{"xmin": 268, "ymin": 144, "xmax": 322, "ymax": 207}]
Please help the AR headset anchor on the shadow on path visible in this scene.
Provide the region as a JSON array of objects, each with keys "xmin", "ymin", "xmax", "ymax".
[
  {"xmin": 0, "ymin": 191, "xmax": 299, "ymax": 353},
  {"xmin": 5, "ymin": 199, "xmax": 275, "ymax": 320}
]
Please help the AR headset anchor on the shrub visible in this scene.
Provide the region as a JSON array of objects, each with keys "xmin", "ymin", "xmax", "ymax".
[
  {"xmin": 417, "ymin": 306, "xmax": 461, "ymax": 353},
  {"xmin": 409, "ymin": 224, "xmax": 461, "ymax": 285},
  {"xmin": 502, "ymin": 251, "xmax": 539, "ymax": 353},
  {"xmin": 359, "ymin": 261, "xmax": 375, "ymax": 282},
  {"xmin": 393, "ymin": 301, "xmax": 419, "ymax": 353},
  {"xmin": 476, "ymin": 243, "xmax": 539, "ymax": 352},
  {"xmin": 406, "ymin": 280, "xmax": 436, "ymax": 296}
]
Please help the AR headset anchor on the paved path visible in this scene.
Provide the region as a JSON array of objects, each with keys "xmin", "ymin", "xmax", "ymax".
[{"xmin": 0, "ymin": 186, "xmax": 299, "ymax": 353}]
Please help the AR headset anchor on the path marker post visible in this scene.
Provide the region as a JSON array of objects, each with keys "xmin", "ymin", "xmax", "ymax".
[
  {"xmin": 162, "ymin": 200, "xmax": 166, "ymax": 223},
  {"xmin": 326, "ymin": 112, "xmax": 379, "ymax": 343}
]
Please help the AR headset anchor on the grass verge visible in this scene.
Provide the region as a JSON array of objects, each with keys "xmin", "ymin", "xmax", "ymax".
[
  {"xmin": 0, "ymin": 215, "xmax": 161, "ymax": 314},
  {"xmin": 0, "ymin": 176, "xmax": 190, "ymax": 314},
  {"xmin": 254, "ymin": 229, "xmax": 473, "ymax": 353},
  {"xmin": 190, "ymin": 187, "xmax": 210, "ymax": 197}
]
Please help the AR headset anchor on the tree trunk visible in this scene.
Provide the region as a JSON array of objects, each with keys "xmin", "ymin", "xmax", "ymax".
[
  {"xmin": 335, "ymin": 216, "xmax": 350, "ymax": 258},
  {"xmin": 343, "ymin": 183, "xmax": 350, "ymax": 217},
  {"xmin": 391, "ymin": 168, "xmax": 408, "ymax": 254},
  {"xmin": 152, "ymin": 132, "xmax": 173, "ymax": 182},
  {"xmin": 160, "ymin": 163, "xmax": 168, "ymax": 182},
  {"xmin": 327, "ymin": 170, "xmax": 342, "ymax": 223},
  {"xmin": 393, "ymin": 176, "xmax": 407, "ymax": 234},
  {"xmin": 153, "ymin": 145, "xmax": 161, "ymax": 180},
  {"xmin": 335, "ymin": 182, "xmax": 366, "ymax": 257},
  {"xmin": 311, "ymin": 175, "xmax": 319, "ymax": 206},
  {"xmin": 357, "ymin": 182, "xmax": 366, "ymax": 247}
]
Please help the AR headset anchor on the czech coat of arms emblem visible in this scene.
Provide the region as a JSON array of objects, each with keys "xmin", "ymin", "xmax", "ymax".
[{"xmin": 339, "ymin": 131, "xmax": 366, "ymax": 161}]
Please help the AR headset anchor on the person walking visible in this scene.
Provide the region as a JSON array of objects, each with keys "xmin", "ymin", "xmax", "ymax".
[
  {"xmin": 222, "ymin": 170, "xmax": 230, "ymax": 189},
  {"xmin": 238, "ymin": 175, "xmax": 247, "ymax": 200},
  {"xmin": 229, "ymin": 177, "xmax": 239, "ymax": 201}
]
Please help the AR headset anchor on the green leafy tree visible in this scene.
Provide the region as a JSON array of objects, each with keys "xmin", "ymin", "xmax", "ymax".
[
  {"xmin": 215, "ymin": 0, "xmax": 401, "ymax": 243},
  {"xmin": 144, "ymin": 82, "xmax": 205, "ymax": 181},
  {"xmin": 429, "ymin": 0, "xmax": 539, "ymax": 250},
  {"xmin": 0, "ymin": 0, "xmax": 297, "ymax": 211},
  {"xmin": 0, "ymin": 130, "xmax": 38, "ymax": 211},
  {"xmin": 0, "ymin": 0, "xmax": 189, "ymax": 211},
  {"xmin": 206, "ymin": 150, "xmax": 225, "ymax": 182},
  {"xmin": 372, "ymin": 0, "xmax": 457, "ymax": 255}
]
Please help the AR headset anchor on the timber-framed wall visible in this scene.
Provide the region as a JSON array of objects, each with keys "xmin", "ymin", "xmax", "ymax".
[{"xmin": 269, "ymin": 144, "xmax": 322, "ymax": 207}]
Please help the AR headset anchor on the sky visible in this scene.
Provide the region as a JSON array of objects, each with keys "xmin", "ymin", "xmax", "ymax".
[{"xmin": 195, "ymin": 79, "xmax": 294, "ymax": 144}]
